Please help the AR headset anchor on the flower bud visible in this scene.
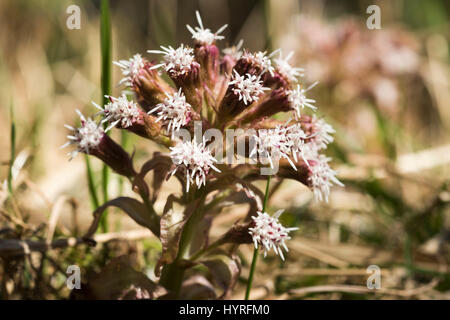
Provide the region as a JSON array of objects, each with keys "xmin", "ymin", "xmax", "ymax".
[
  {"xmin": 221, "ymin": 40, "xmax": 243, "ymax": 75},
  {"xmin": 299, "ymin": 115, "xmax": 335, "ymax": 150},
  {"xmin": 148, "ymin": 45, "xmax": 203, "ymax": 111},
  {"xmin": 62, "ymin": 110, "xmax": 135, "ymax": 178},
  {"xmin": 134, "ymin": 66, "xmax": 175, "ymax": 112},
  {"xmin": 240, "ymin": 88, "xmax": 291, "ymax": 124},
  {"xmin": 195, "ymin": 43, "xmax": 220, "ymax": 87},
  {"xmin": 92, "ymin": 95, "xmax": 169, "ymax": 146},
  {"xmin": 233, "ymin": 51, "xmax": 274, "ymax": 79},
  {"xmin": 114, "ymin": 55, "xmax": 174, "ymax": 112},
  {"xmin": 218, "ymin": 70, "xmax": 269, "ymax": 122},
  {"xmin": 148, "ymin": 88, "xmax": 202, "ymax": 137},
  {"xmin": 93, "ymin": 134, "xmax": 136, "ymax": 178}
]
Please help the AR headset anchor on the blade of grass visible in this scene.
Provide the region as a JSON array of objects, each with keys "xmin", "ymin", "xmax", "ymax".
[
  {"xmin": 99, "ymin": 0, "xmax": 112, "ymax": 233},
  {"xmin": 7, "ymin": 100, "xmax": 16, "ymax": 196}
]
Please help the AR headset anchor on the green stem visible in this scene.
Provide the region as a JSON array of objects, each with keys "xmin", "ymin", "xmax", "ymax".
[
  {"xmin": 245, "ymin": 247, "xmax": 259, "ymax": 300},
  {"xmin": 245, "ymin": 175, "xmax": 271, "ymax": 300},
  {"xmin": 190, "ymin": 238, "xmax": 225, "ymax": 262},
  {"xmin": 99, "ymin": 0, "xmax": 112, "ymax": 233},
  {"xmin": 85, "ymin": 155, "xmax": 100, "ymax": 209}
]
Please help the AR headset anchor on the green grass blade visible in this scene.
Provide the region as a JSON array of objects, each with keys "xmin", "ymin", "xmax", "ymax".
[
  {"xmin": 100, "ymin": 0, "xmax": 111, "ymax": 107},
  {"xmin": 7, "ymin": 100, "xmax": 16, "ymax": 196},
  {"xmin": 99, "ymin": 0, "xmax": 112, "ymax": 233}
]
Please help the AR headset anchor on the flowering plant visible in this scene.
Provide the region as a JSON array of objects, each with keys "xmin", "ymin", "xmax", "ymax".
[{"xmin": 63, "ymin": 11, "xmax": 342, "ymax": 299}]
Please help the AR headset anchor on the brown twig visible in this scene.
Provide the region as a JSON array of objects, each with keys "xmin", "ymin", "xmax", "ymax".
[
  {"xmin": 288, "ymin": 279, "xmax": 439, "ymax": 298},
  {"xmin": 0, "ymin": 229, "xmax": 154, "ymax": 257}
]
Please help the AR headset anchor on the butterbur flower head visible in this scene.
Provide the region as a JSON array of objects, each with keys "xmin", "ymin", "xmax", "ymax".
[
  {"xmin": 93, "ymin": 94, "xmax": 142, "ymax": 131},
  {"xmin": 115, "ymin": 55, "xmax": 175, "ymax": 112},
  {"xmin": 148, "ymin": 45, "xmax": 197, "ymax": 77},
  {"xmin": 149, "ymin": 88, "xmax": 193, "ymax": 134},
  {"xmin": 221, "ymin": 40, "xmax": 244, "ymax": 74},
  {"xmin": 239, "ymin": 50, "xmax": 275, "ymax": 76},
  {"xmin": 223, "ymin": 39, "xmax": 244, "ymax": 61},
  {"xmin": 62, "ymin": 110, "xmax": 136, "ymax": 177},
  {"xmin": 251, "ymin": 124, "xmax": 296, "ymax": 170},
  {"xmin": 308, "ymin": 155, "xmax": 344, "ymax": 202},
  {"xmin": 62, "ymin": 110, "xmax": 104, "ymax": 160},
  {"xmin": 249, "ymin": 209, "xmax": 299, "ymax": 261},
  {"xmin": 274, "ymin": 51, "xmax": 304, "ymax": 83},
  {"xmin": 113, "ymin": 54, "xmax": 146, "ymax": 86},
  {"xmin": 169, "ymin": 139, "xmax": 221, "ymax": 192},
  {"xmin": 253, "ymin": 51, "xmax": 276, "ymax": 76},
  {"xmin": 310, "ymin": 116, "xmax": 335, "ymax": 149},
  {"xmin": 186, "ymin": 11, "xmax": 227, "ymax": 45},
  {"xmin": 286, "ymin": 123, "xmax": 308, "ymax": 163},
  {"xmin": 228, "ymin": 70, "xmax": 268, "ymax": 105},
  {"xmin": 288, "ymin": 82, "xmax": 318, "ymax": 118}
]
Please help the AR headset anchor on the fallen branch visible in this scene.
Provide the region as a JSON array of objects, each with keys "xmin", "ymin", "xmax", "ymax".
[
  {"xmin": 0, "ymin": 229, "xmax": 154, "ymax": 257},
  {"xmin": 289, "ymin": 279, "xmax": 439, "ymax": 298}
]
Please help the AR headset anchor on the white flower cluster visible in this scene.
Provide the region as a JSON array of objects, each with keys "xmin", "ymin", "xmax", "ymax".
[
  {"xmin": 251, "ymin": 121, "xmax": 311, "ymax": 170},
  {"xmin": 311, "ymin": 115, "xmax": 335, "ymax": 149},
  {"xmin": 62, "ymin": 110, "xmax": 104, "ymax": 160},
  {"xmin": 187, "ymin": 11, "xmax": 227, "ymax": 45},
  {"xmin": 229, "ymin": 70, "xmax": 269, "ymax": 105},
  {"xmin": 169, "ymin": 139, "xmax": 221, "ymax": 192},
  {"xmin": 250, "ymin": 122, "xmax": 297, "ymax": 170},
  {"xmin": 251, "ymin": 119, "xmax": 342, "ymax": 202},
  {"xmin": 93, "ymin": 94, "xmax": 141, "ymax": 131},
  {"xmin": 308, "ymin": 154, "xmax": 344, "ymax": 202},
  {"xmin": 148, "ymin": 45, "xmax": 196, "ymax": 76},
  {"xmin": 113, "ymin": 54, "xmax": 146, "ymax": 86},
  {"xmin": 149, "ymin": 89, "xmax": 192, "ymax": 135},
  {"xmin": 274, "ymin": 51, "xmax": 304, "ymax": 82},
  {"xmin": 249, "ymin": 209, "xmax": 298, "ymax": 260},
  {"xmin": 287, "ymin": 83, "xmax": 318, "ymax": 119},
  {"xmin": 223, "ymin": 39, "xmax": 244, "ymax": 60},
  {"xmin": 242, "ymin": 50, "xmax": 276, "ymax": 76},
  {"xmin": 230, "ymin": 48, "xmax": 316, "ymax": 120}
]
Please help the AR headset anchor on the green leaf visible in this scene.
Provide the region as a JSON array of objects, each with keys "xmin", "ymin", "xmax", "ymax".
[
  {"xmin": 178, "ymin": 275, "xmax": 216, "ymax": 300},
  {"xmin": 83, "ymin": 197, "xmax": 160, "ymax": 239},
  {"xmin": 137, "ymin": 152, "xmax": 172, "ymax": 202},
  {"xmin": 188, "ymin": 215, "xmax": 213, "ymax": 256},
  {"xmin": 72, "ymin": 256, "xmax": 166, "ymax": 300},
  {"xmin": 200, "ymin": 253, "xmax": 241, "ymax": 299},
  {"xmin": 155, "ymin": 196, "xmax": 198, "ymax": 276}
]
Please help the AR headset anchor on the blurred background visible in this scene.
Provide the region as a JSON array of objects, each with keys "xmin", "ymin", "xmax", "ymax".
[{"xmin": 0, "ymin": 0, "xmax": 449, "ymax": 299}]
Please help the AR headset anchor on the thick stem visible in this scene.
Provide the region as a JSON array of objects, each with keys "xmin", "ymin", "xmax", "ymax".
[
  {"xmin": 245, "ymin": 174, "xmax": 271, "ymax": 300},
  {"xmin": 159, "ymin": 263, "xmax": 185, "ymax": 297},
  {"xmin": 160, "ymin": 190, "xmax": 205, "ymax": 298}
]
